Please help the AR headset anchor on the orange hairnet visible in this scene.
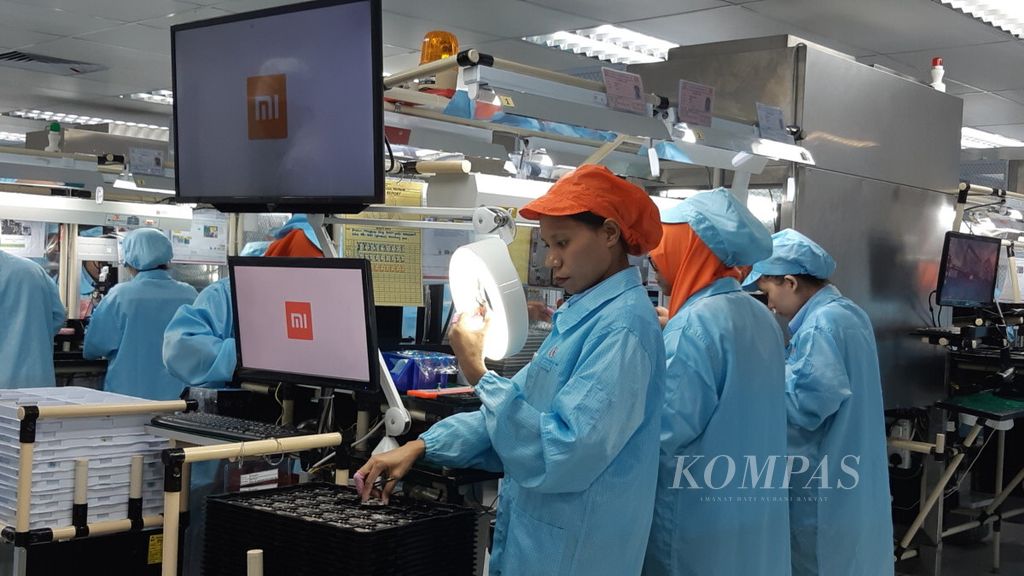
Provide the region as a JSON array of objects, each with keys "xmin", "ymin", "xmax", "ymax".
[
  {"xmin": 650, "ymin": 223, "xmax": 747, "ymax": 317},
  {"xmin": 520, "ymin": 164, "xmax": 662, "ymax": 255},
  {"xmin": 264, "ymin": 229, "xmax": 324, "ymax": 258}
]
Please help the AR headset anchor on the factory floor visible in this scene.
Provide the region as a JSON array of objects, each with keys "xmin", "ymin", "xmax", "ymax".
[{"xmin": 897, "ymin": 517, "xmax": 1024, "ymax": 575}]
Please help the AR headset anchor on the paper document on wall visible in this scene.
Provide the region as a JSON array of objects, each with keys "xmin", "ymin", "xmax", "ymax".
[
  {"xmin": 0, "ymin": 219, "xmax": 45, "ymax": 257},
  {"xmin": 343, "ymin": 179, "xmax": 424, "ymax": 306},
  {"xmin": 171, "ymin": 209, "xmax": 228, "ymax": 265}
]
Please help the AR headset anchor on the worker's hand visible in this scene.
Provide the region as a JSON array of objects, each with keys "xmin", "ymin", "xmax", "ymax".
[
  {"xmin": 356, "ymin": 439, "xmax": 426, "ymax": 504},
  {"xmin": 526, "ymin": 301, "xmax": 554, "ymax": 323},
  {"xmin": 655, "ymin": 306, "xmax": 670, "ymax": 329},
  {"xmin": 449, "ymin": 310, "xmax": 489, "ymax": 385}
]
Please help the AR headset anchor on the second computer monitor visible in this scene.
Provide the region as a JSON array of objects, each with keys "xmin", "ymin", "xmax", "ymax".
[
  {"xmin": 936, "ymin": 231, "xmax": 1002, "ymax": 308},
  {"xmin": 229, "ymin": 257, "xmax": 378, "ymax": 392}
]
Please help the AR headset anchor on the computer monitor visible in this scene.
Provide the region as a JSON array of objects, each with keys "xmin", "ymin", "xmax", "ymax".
[
  {"xmin": 936, "ymin": 231, "xmax": 1002, "ymax": 308},
  {"xmin": 171, "ymin": 0, "xmax": 383, "ymax": 212},
  {"xmin": 228, "ymin": 257, "xmax": 379, "ymax": 393}
]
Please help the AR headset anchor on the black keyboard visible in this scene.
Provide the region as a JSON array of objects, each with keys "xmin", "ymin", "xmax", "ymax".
[{"xmin": 151, "ymin": 412, "xmax": 305, "ymax": 442}]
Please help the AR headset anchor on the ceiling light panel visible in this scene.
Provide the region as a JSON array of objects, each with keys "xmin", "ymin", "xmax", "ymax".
[
  {"xmin": 939, "ymin": 1, "xmax": 1024, "ymax": 38},
  {"xmin": 961, "ymin": 126, "xmax": 1024, "ymax": 149},
  {"xmin": 4, "ymin": 109, "xmax": 168, "ymax": 130},
  {"xmin": 123, "ymin": 90, "xmax": 175, "ymax": 106},
  {"xmin": 523, "ymin": 25, "xmax": 678, "ymax": 65}
]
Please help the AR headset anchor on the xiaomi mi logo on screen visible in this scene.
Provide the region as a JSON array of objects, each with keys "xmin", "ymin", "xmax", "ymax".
[
  {"xmin": 285, "ymin": 301, "xmax": 313, "ymax": 340},
  {"xmin": 247, "ymin": 74, "xmax": 288, "ymax": 140}
]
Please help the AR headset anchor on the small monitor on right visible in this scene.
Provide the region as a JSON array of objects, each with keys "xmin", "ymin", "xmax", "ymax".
[{"xmin": 936, "ymin": 231, "xmax": 1002, "ymax": 308}]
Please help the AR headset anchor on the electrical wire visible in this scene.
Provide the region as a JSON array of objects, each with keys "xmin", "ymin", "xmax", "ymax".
[
  {"xmin": 351, "ymin": 418, "xmax": 385, "ymax": 448},
  {"xmin": 385, "ymin": 136, "xmax": 395, "ymax": 173},
  {"xmin": 928, "ymin": 290, "xmax": 939, "ymax": 328}
]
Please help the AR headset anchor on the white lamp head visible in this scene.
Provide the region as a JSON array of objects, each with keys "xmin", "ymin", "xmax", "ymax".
[{"xmin": 449, "ymin": 237, "xmax": 528, "ymax": 360}]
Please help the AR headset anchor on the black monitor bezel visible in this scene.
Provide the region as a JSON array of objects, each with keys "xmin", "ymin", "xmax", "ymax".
[
  {"xmin": 170, "ymin": 0, "xmax": 384, "ymax": 213},
  {"xmin": 936, "ymin": 231, "xmax": 1003, "ymax": 308},
  {"xmin": 227, "ymin": 256, "xmax": 380, "ymax": 394}
]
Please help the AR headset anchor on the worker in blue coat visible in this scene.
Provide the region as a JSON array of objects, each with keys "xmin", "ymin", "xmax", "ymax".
[
  {"xmin": 643, "ymin": 188, "xmax": 791, "ymax": 576},
  {"xmin": 0, "ymin": 250, "xmax": 66, "ymax": 388},
  {"xmin": 358, "ymin": 165, "xmax": 666, "ymax": 576},
  {"xmin": 83, "ymin": 228, "xmax": 198, "ymax": 400},
  {"xmin": 744, "ymin": 229, "xmax": 894, "ymax": 576}
]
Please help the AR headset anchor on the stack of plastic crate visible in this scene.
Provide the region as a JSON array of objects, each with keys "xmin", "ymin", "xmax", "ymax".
[
  {"xmin": 0, "ymin": 387, "xmax": 169, "ymax": 530},
  {"xmin": 204, "ymin": 483, "xmax": 478, "ymax": 575}
]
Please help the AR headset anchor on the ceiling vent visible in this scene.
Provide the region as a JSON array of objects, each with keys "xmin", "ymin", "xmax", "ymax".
[{"xmin": 0, "ymin": 51, "xmax": 107, "ymax": 76}]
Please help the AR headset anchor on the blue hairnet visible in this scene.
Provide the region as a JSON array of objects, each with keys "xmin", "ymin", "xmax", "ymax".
[
  {"xmin": 660, "ymin": 188, "xmax": 772, "ymax": 266},
  {"xmin": 239, "ymin": 241, "xmax": 270, "ymax": 257},
  {"xmin": 743, "ymin": 228, "xmax": 836, "ymax": 290},
  {"xmin": 270, "ymin": 214, "xmax": 321, "ymax": 249},
  {"xmin": 122, "ymin": 228, "xmax": 173, "ymax": 270}
]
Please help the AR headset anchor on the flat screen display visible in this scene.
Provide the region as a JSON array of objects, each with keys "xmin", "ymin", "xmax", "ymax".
[
  {"xmin": 172, "ymin": 0, "xmax": 383, "ymax": 212},
  {"xmin": 229, "ymin": 257, "xmax": 378, "ymax": 392},
  {"xmin": 936, "ymin": 231, "xmax": 1002, "ymax": 308}
]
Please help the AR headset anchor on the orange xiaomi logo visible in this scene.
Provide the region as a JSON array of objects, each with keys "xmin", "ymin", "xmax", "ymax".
[{"xmin": 247, "ymin": 74, "xmax": 288, "ymax": 140}]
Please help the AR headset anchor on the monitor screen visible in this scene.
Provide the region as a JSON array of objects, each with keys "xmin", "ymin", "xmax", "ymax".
[
  {"xmin": 936, "ymin": 232, "xmax": 1002, "ymax": 308},
  {"xmin": 229, "ymin": 257, "xmax": 378, "ymax": 392},
  {"xmin": 171, "ymin": 0, "xmax": 383, "ymax": 212}
]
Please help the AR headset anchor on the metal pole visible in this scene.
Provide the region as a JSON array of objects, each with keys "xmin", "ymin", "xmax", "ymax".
[
  {"xmin": 994, "ymin": 429, "xmax": 1005, "ymax": 571},
  {"xmin": 383, "ymin": 51, "xmax": 479, "ymax": 89}
]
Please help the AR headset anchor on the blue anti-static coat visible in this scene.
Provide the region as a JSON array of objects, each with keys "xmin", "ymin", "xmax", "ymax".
[
  {"xmin": 420, "ymin": 267, "xmax": 665, "ymax": 576},
  {"xmin": 0, "ymin": 251, "xmax": 66, "ymax": 388},
  {"xmin": 162, "ymin": 278, "xmax": 236, "ymax": 388},
  {"xmin": 785, "ymin": 285, "xmax": 894, "ymax": 576},
  {"xmin": 84, "ymin": 269, "xmax": 198, "ymax": 400},
  {"xmin": 643, "ymin": 278, "xmax": 791, "ymax": 576}
]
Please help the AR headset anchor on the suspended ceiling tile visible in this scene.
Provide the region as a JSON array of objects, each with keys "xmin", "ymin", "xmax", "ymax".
[
  {"xmin": 961, "ymin": 92, "xmax": 1024, "ymax": 126},
  {"xmin": 745, "ymin": 0, "xmax": 1010, "ymax": 55},
  {"xmin": 0, "ymin": 25, "xmax": 60, "ymax": 50},
  {"xmin": 382, "ymin": 0, "xmax": 604, "ymax": 38},
  {"xmin": 522, "ymin": 0, "xmax": 725, "ymax": 24},
  {"xmin": 138, "ymin": 6, "xmax": 234, "ymax": 29},
  {"xmin": 7, "ymin": 0, "xmax": 201, "ymax": 23},
  {"xmin": 0, "ymin": 1, "xmax": 123, "ymax": 36},
  {"xmin": 382, "ymin": 11, "xmax": 500, "ymax": 52},
  {"xmin": 208, "ymin": 0, "xmax": 314, "ymax": 13},
  {"xmin": 472, "ymin": 38, "xmax": 604, "ymax": 72},
  {"xmin": 628, "ymin": 6, "xmax": 871, "ymax": 57},
  {"xmin": 971, "ymin": 124, "xmax": 1024, "ymax": 141},
  {"xmin": 77, "ymin": 24, "xmax": 172, "ymax": 55},
  {"xmin": 886, "ymin": 42, "xmax": 1024, "ymax": 92},
  {"xmin": 994, "ymin": 90, "xmax": 1024, "ymax": 106},
  {"xmin": 383, "ymin": 44, "xmax": 415, "ymax": 58}
]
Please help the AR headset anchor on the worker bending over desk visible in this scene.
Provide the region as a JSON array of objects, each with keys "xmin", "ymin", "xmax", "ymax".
[
  {"xmin": 746, "ymin": 229, "xmax": 894, "ymax": 576},
  {"xmin": 359, "ymin": 165, "xmax": 666, "ymax": 576}
]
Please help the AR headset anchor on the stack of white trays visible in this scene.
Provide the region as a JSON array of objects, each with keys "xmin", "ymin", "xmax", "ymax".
[{"xmin": 0, "ymin": 387, "xmax": 169, "ymax": 530}]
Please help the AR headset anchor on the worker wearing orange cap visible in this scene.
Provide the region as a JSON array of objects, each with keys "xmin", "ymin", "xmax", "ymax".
[
  {"xmin": 642, "ymin": 189, "xmax": 790, "ymax": 576},
  {"xmin": 359, "ymin": 165, "xmax": 667, "ymax": 576}
]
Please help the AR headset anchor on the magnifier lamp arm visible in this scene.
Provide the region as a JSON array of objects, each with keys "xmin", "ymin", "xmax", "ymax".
[
  {"xmin": 377, "ymin": 350, "xmax": 411, "ymax": 438},
  {"xmin": 472, "ymin": 207, "xmax": 516, "ymax": 244}
]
